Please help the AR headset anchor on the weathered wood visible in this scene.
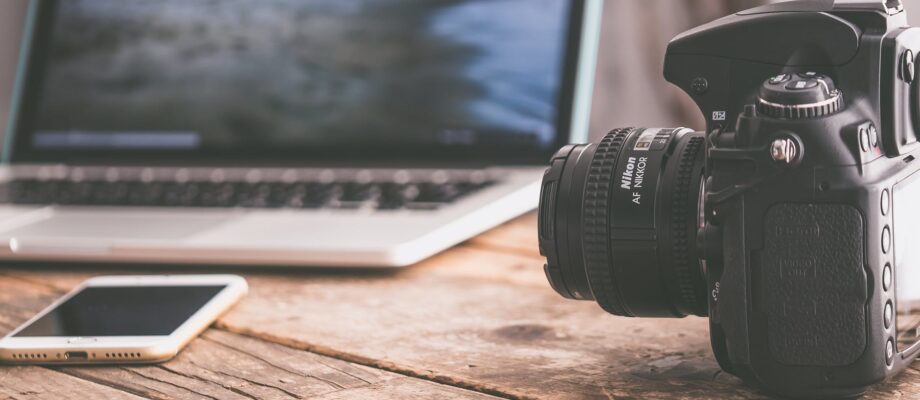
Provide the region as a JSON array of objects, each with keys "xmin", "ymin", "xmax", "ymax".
[
  {"xmin": 312, "ymin": 377, "xmax": 503, "ymax": 400},
  {"xmin": 0, "ymin": 275, "xmax": 62, "ymax": 333},
  {"xmin": 2, "ymin": 250, "xmax": 756, "ymax": 399},
  {"xmin": 60, "ymin": 330, "xmax": 498, "ymax": 400},
  {"xmin": 467, "ymin": 212, "xmax": 539, "ymax": 258},
  {"xmin": 0, "ymin": 275, "xmax": 499, "ymax": 400},
  {"xmin": 216, "ymin": 250, "xmax": 767, "ymax": 400},
  {"xmin": 3, "ymin": 215, "xmax": 920, "ymax": 399},
  {"xmin": 865, "ymin": 366, "xmax": 920, "ymax": 400},
  {"xmin": 0, "ymin": 366, "xmax": 144, "ymax": 400}
]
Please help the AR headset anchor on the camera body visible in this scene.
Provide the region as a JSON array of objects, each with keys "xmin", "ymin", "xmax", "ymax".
[
  {"xmin": 538, "ymin": 0, "xmax": 920, "ymax": 397},
  {"xmin": 673, "ymin": 1, "xmax": 919, "ymax": 397}
]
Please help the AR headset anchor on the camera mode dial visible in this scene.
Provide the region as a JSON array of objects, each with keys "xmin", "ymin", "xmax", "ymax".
[{"xmin": 756, "ymin": 72, "xmax": 843, "ymax": 119}]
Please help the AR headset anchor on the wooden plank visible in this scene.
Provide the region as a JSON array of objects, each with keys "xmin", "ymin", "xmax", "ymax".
[
  {"xmin": 0, "ymin": 366, "xmax": 144, "ymax": 400},
  {"xmin": 0, "ymin": 249, "xmax": 725, "ymax": 399},
  {"xmin": 0, "ymin": 275, "xmax": 499, "ymax": 400},
  {"xmin": 312, "ymin": 377, "xmax": 502, "ymax": 400},
  {"xmin": 210, "ymin": 250, "xmax": 764, "ymax": 400},
  {"xmin": 4, "ymin": 217, "xmax": 920, "ymax": 399},
  {"xmin": 467, "ymin": 213, "xmax": 539, "ymax": 258},
  {"xmin": 2, "ymin": 255, "xmax": 741, "ymax": 400},
  {"xmin": 217, "ymin": 246, "xmax": 920, "ymax": 399},
  {"xmin": 865, "ymin": 366, "xmax": 920, "ymax": 400},
  {"xmin": 0, "ymin": 275, "xmax": 63, "ymax": 333},
  {"xmin": 60, "ymin": 330, "xmax": 498, "ymax": 400}
]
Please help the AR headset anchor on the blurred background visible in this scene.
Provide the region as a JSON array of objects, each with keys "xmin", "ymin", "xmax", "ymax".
[{"xmin": 3, "ymin": 0, "xmax": 920, "ymax": 145}]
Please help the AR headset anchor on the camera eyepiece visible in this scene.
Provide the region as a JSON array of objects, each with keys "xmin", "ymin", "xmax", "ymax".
[{"xmin": 538, "ymin": 127, "xmax": 707, "ymax": 317}]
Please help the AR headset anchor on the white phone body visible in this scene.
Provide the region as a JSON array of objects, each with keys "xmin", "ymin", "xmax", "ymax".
[{"xmin": 0, "ymin": 274, "xmax": 248, "ymax": 364}]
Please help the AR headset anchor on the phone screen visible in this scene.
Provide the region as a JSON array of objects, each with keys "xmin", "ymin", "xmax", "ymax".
[{"xmin": 13, "ymin": 285, "xmax": 226, "ymax": 337}]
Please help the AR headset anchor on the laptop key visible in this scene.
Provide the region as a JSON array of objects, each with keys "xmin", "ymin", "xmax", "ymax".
[
  {"xmin": 236, "ymin": 183, "xmax": 274, "ymax": 208},
  {"xmin": 302, "ymin": 183, "xmax": 340, "ymax": 208},
  {"xmin": 126, "ymin": 182, "xmax": 164, "ymax": 206},
  {"xmin": 197, "ymin": 183, "xmax": 235, "ymax": 208},
  {"xmin": 377, "ymin": 183, "xmax": 413, "ymax": 210},
  {"xmin": 4, "ymin": 178, "xmax": 496, "ymax": 210},
  {"xmin": 340, "ymin": 182, "xmax": 379, "ymax": 203},
  {"xmin": 92, "ymin": 181, "xmax": 129, "ymax": 205},
  {"xmin": 162, "ymin": 183, "xmax": 200, "ymax": 207},
  {"xmin": 58, "ymin": 181, "xmax": 95, "ymax": 205}
]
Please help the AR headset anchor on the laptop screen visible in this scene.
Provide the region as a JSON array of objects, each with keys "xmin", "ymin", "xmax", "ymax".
[{"xmin": 9, "ymin": 0, "xmax": 587, "ymax": 166}]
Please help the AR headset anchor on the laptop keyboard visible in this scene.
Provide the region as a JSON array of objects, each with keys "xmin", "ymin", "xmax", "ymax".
[{"xmin": 4, "ymin": 178, "xmax": 495, "ymax": 211}]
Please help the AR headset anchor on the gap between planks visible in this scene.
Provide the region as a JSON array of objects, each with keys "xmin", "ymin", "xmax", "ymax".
[
  {"xmin": 464, "ymin": 213, "xmax": 540, "ymax": 260},
  {"xmin": 214, "ymin": 322, "xmax": 533, "ymax": 400},
  {"xmin": 0, "ymin": 271, "xmax": 521, "ymax": 400}
]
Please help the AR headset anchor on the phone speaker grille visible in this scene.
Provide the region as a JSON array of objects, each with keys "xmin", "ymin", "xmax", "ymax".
[
  {"xmin": 11, "ymin": 353, "xmax": 49, "ymax": 360},
  {"xmin": 11, "ymin": 352, "xmax": 143, "ymax": 361},
  {"xmin": 103, "ymin": 352, "xmax": 141, "ymax": 359}
]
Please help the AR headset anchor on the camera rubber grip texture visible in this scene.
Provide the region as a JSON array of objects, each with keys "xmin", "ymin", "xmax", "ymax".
[
  {"xmin": 583, "ymin": 128, "xmax": 633, "ymax": 316},
  {"xmin": 760, "ymin": 203, "xmax": 867, "ymax": 366},
  {"xmin": 669, "ymin": 136, "xmax": 707, "ymax": 316}
]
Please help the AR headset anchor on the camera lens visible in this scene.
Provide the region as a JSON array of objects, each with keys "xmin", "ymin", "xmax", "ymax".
[{"xmin": 538, "ymin": 127, "xmax": 707, "ymax": 317}]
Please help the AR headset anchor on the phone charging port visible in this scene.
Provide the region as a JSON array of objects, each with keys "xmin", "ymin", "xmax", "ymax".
[{"xmin": 64, "ymin": 351, "xmax": 88, "ymax": 361}]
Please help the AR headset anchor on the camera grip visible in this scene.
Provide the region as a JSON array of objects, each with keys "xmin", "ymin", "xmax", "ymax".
[{"xmin": 760, "ymin": 203, "xmax": 867, "ymax": 366}]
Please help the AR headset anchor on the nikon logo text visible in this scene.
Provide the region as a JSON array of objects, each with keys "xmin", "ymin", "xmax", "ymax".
[{"xmin": 620, "ymin": 156, "xmax": 648, "ymax": 190}]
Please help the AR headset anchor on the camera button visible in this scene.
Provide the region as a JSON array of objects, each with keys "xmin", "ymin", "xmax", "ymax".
[
  {"xmin": 785, "ymin": 79, "xmax": 818, "ymax": 90},
  {"xmin": 869, "ymin": 124, "xmax": 879, "ymax": 148},
  {"xmin": 796, "ymin": 71, "xmax": 821, "ymax": 79},
  {"xmin": 902, "ymin": 50, "xmax": 915, "ymax": 83},
  {"xmin": 859, "ymin": 128, "xmax": 872, "ymax": 152},
  {"xmin": 886, "ymin": 338, "xmax": 895, "ymax": 366},
  {"xmin": 881, "ymin": 189, "xmax": 890, "ymax": 216},
  {"xmin": 769, "ymin": 74, "xmax": 791, "ymax": 84},
  {"xmin": 885, "ymin": 301, "xmax": 893, "ymax": 329},
  {"xmin": 884, "ymin": 263, "xmax": 893, "ymax": 291},
  {"xmin": 691, "ymin": 77, "xmax": 709, "ymax": 94},
  {"xmin": 882, "ymin": 226, "xmax": 892, "ymax": 254}
]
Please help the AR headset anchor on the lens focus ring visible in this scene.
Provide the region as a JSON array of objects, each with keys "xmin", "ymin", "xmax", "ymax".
[
  {"xmin": 582, "ymin": 128, "xmax": 634, "ymax": 316},
  {"xmin": 668, "ymin": 136, "xmax": 707, "ymax": 316}
]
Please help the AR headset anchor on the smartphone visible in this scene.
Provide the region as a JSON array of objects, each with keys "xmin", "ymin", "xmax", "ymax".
[{"xmin": 0, "ymin": 274, "xmax": 247, "ymax": 364}]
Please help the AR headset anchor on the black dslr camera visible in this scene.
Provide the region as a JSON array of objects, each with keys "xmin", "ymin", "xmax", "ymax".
[{"xmin": 538, "ymin": 0, "xmax": 920, "ymax": 397}]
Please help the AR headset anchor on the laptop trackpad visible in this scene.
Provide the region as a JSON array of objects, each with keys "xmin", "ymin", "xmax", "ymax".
[{"xmin": 0, "ymin": 211, "xmax": 231, "ymax": 241}]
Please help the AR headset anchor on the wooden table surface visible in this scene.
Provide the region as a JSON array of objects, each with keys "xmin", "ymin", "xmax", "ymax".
[{"xmin": 1, "ymin": 213, "xmax": 919, "ymax": 400}]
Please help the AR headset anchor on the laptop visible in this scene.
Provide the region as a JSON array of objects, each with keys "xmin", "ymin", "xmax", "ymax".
[{"xmin": 0, "ymin": 0, "xmax": 601, "ymax": 267}]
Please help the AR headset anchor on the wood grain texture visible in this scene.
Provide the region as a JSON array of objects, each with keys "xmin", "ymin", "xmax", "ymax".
[
  {"xmin": 1, "ymin": 247, "xmax": 755, "ymax": 399},
  {"xmin": 0, "ymin": 275, "xmax": 498, "ymax": 400},
  {"xmin": 0, "ymin": 366, "xmax": 144, "ymax": 400},
  {"xmin": 59, "ymin": 330, "xmax": 498, "ymax": 400},
  {"xmin": 4, "ymin": 215, "xmax": 920, "ymax": 399},
  {"xmin": 467, "ymin": 212, "xmax": 539, "ymax": 258},
  {"xmin": 216, "ymin": 251, "xmax": 767, "ymax": 400}
]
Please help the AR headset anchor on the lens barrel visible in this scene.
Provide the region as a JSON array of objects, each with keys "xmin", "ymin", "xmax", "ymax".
[{"xmin": 538, "ymin": 127, "xmax": 708, "ymax": 317}]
